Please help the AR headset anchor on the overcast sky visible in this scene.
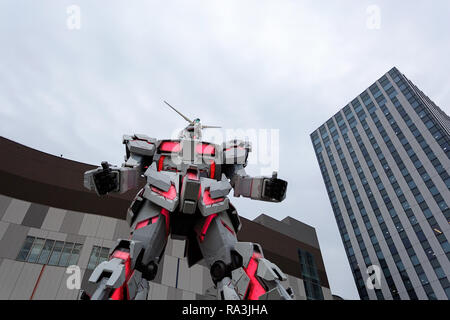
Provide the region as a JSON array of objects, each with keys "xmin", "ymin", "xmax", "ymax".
[{"xmin": 1, "ymin": 1, "xmax": 449, "ymax": 300}]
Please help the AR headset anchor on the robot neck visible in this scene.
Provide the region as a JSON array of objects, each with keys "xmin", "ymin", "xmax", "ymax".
[{"xmin": 179, "ymin": 125, "xmax": 202, "ymax": 140}]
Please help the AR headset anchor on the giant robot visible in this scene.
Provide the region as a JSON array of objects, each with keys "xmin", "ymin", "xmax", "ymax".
[{"xmin": 82, "ymin": 102, "xmax": 293, "ymax": 300}]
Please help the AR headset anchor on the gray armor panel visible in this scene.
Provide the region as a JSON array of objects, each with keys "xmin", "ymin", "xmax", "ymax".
[
  {"xmin": 89, "ymin": 258, "xmax": 125, "ymax": 289},
  {"xmin": 88, "ymin": 198, "xmax": 168, "ymax": 300},
  {"xmin": 195, "ymin": 211, "xmax": 293, "ymax": 300},
  {"xmin": 145, "ymin": 163, "xmax": 175, "ymax": 192},
  {"xmin": 209, "ymin": 174, "xmax": 232, "ymax": 199},
  {"xmin": 234, "ymin": 242, "xmax": 255, "ymax": 268},
  {"xmin": 222, "ymin": 140, "xmax": 251, "ymax": 165},
  {"xmin": 256, "ymin": 258, "xmax": 288, "ymax": 281},
  {"xmin": 231, "ymin": 267, "xmax": 251, "ymax": 299},
  {"xmin": 128, "ymin": 140, "xmax": 156, "ymax": 157}
]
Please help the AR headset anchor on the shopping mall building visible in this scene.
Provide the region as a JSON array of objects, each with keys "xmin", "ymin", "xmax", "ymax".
[{"xmin": 0, "ymin": 137, "xmax": 333, "ymax": 300}]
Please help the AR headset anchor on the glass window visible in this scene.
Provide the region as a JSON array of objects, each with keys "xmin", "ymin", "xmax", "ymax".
[
  {"xmin": 17, "ymin": 236, "xmax": 83, "ymax": 267},
  {"xmin": 27, "ymin": 238, "xmax": 45, "ymax": 263},
  {"xmin": 87, "ymin": 246, "xmax": 111, "ymax": 270},
  {"xmin": 68, "ymin": 244, "xmax": 83, "ymax": 266},
  {"xmin": 298, "ymin": 248, "xmax": 324, "ymax": 300},
  {"xmin": 16, "ymin": 236, "xmax": 35, "ymax": 262},
  {"xmin": 87, "ymin": 246, "xmax": 100, "ymax": 270},
  {"xmin": 99, "ymin": 247, "xmax": 110, "ymax": 264},
  {"xmin": 37, "ymin": 240, "xmax": 55, "ymax": 264},
  {"xmin": 58, "ymin": 242, "xmax": 74, "ymax": 267},
  {"xmin": 48, "ymin": 241, "xmax": 65, "ymax": 266}
]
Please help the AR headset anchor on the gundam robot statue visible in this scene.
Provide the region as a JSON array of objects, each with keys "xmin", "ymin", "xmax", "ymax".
[{"xmin": 82, "ymin": 102, "xmax": 293, "ymax": 300}]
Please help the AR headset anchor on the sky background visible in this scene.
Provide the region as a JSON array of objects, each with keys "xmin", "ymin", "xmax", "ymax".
[{"xmin": 1, "ymin": 1, "xmax": 449, "ymax": 300}]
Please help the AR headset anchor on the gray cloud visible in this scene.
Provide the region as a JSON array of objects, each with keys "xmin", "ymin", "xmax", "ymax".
[{"xmin": 1, "ymin": 0, "xmax": 449, "ymax": 299}]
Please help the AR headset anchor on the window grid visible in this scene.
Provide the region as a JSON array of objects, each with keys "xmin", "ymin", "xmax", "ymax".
[
  {"xmin": 17, "ymin": 236, "xmax": 82, "ymax": 267},
  {"xmin": 298, "ymin": 249, "xmax": 324, "ymax": 300},
  {"xmin": 87, "ymin": 246, "xmax": 110, "ymax": 270}
]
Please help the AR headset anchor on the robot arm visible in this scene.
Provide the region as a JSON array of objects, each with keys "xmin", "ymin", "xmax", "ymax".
[
  {"xmin": 84, "ymin": 134, "xmax": 156, "ymax": 196},
  {"xmin": 225, "ymin": 165, "xmax": 287, "ymax": 202},
  {"xmin": 84, "ymin": 161, "xmax": 139, "ymax": 196},
  {"xmin": 222, "ymin": 140, "xmax": 287, "ymax": 202}
]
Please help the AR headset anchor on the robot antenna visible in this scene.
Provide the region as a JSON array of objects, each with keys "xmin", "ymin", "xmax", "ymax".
[{"xmin": 163, "ymin": 101, "xmax": 193, "ymax": 123}]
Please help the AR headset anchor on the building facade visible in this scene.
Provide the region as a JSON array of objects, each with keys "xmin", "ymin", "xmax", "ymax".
[
  {"xmin": 311, "ymin": 67, "xmax": 450, "ymax": 300},
  {"xmin": 0, "ymin": 136, "xmax": 333, "ymax": 300}
]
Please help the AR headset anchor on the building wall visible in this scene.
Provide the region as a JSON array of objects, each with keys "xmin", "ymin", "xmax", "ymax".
[
  {"xmin": 0, "ymin": 193, "xmax": 332, "ymax": 300},
  {"xmin": 311, "ymin": 67, "xmax": 450, "ymax": 300}
]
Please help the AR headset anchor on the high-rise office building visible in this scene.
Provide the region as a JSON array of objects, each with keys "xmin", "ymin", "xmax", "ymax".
[{"xmin": 311, "ymin": 67, "xmax": 450, "ymax": 300}]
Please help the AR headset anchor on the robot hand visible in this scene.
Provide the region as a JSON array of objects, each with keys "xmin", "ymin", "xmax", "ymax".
[
  {"xmin": 93, "ymin": 161, "xmax": 120, "ymax": 195},
  {"xmin": 262, "ymin": 172, "xmax": 287, "ymax": 202}
]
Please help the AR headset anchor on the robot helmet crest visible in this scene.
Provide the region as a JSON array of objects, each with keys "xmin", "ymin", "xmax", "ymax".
[{"xmin": 163, "ymin": 101, "xmax": 221, "ymax": 140}]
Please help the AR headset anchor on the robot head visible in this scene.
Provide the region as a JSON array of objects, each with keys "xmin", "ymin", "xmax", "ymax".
[{"xmin": 179, "ymin": 119, "xmax": 203, "ymax": 140}]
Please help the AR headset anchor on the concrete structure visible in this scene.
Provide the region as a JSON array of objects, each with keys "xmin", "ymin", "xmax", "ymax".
[
  {"xmin": 0, "ymin": 136, "xmax": 332, "ymax": 300},
  {"xmin": 311, "ymin": 67, "xmax": 450, "ymax": 300}
]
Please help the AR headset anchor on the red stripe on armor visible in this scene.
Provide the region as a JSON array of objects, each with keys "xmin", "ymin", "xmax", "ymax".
[
  {"xmin": 135, "ymin": 219, "xmax": 150, "ymax": 230},
  {"xmin": 160, "ymin": 208, "xmax": 170, "ymax": 237},
  {"xmin": 221, "ymin": 220, "xmax": 235, "ymax": 235},
  {"xmin": 243, "ymin": 253, "xmax": 266, "ymax": 300},
  {"xmin": 202, "ymin": 189, "xmax": 224, "ymax": 205},
  {"xmin": 151, "ymin": 184, "xmax": 177, "ymax": 200},
  {"xmin": 187, "ymin": 171, "xmax": 198, "ymax": 180},
  {"xmin": 110, "ymin": 251, "xmax": 132, "ymax": 300},
  {"xmin": 209, "ymin": 161, "xmax": 215, "ymax": 179},
  {"xmin": 225, "ymin": 146, "xmax": 245, "ymax": 151},
  {"xmin": 135, "ymin": 216, "xmax": 159, "ymax": 230},
  {"xmin": 199, "ymin": 213, "xmax": 217, "ymax": 242},
  {"xmin": 160, "ymin": 141, "xmax": 181, "ymax": 152},
  {"xmin": 158, "ymin": 155, "xmax": 165, "ymax": 171},
  {"xmin": 195, "ymin": 143, "xmax": 215, "ymax": 155}
]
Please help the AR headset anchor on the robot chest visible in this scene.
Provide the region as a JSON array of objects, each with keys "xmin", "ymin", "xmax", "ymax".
[
  {"xmin": 142, "ymin": 163, "xmax": 231, "ymax": 217},
  {"xmin": 153, "ymin": 140, "xmax": 221, "ymax": 177},
  {"xmin": 154, "ymin": 154, "xmax": 218, "ymax": 179}
]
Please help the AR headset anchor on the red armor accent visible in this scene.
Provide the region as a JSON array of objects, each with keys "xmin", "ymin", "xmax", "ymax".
[
  {"xmin": 160, "ymin": 208, "xmax": 170, "ymax": 237},
  {"xmin": 221, "ymin": 220, "xmax": 235, "ymax": 235},
  {"xmin": 209, "ymin": 161, "xmax": 216, "ymax": 179},
  {"xmin": 135, "ymin": 216, "xmax": 159, "ymax": 230},
  {"xmin": 202, "ymin": 189, "xmax": 224, "ymax": 205},
  {"xmin": 110, "ymin": 251, "xmax": 132, "ymax": 300},
  {"xmin": 157, "ymin": 155, "xmax": 165, "ymax": 172},
  {"xmin": 160, "ymin": 141, "xmax": 181, "ymax": 152},
  {"xmin": 151, "ymin": 184, "xmax": 177, "ymax": 200},
  {"xmin": 243, "ymin": 252, "xmax": 266, "ymax": 300},
  {"xmin": 199, "ymin": 213, "xmax": 217, "ymax": 242},
  {"xmin": 135, "ymin": 219, "xmax": 150, "ymax": 230},
  {"xmin": 196, "ymin": 143, "xmax": 215, "ymax": 155}
]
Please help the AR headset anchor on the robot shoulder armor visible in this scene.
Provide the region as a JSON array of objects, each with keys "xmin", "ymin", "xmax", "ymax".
[
  {"xmin": 222, "ymin": 139, "xmax": 251, "ymax": 165},
  {"xmin": 123, "ymin": 134, "xmax": 157, "ymax": 157}
]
